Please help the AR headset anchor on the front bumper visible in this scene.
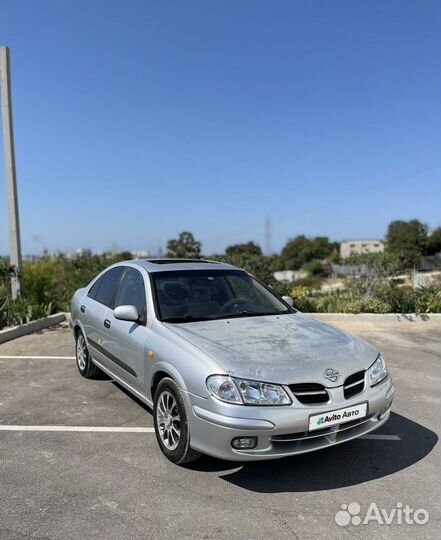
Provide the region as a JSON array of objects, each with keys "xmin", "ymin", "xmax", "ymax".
[{"xmin": 185, "ymin": 375, "xmax": 395, "ymax": 461}]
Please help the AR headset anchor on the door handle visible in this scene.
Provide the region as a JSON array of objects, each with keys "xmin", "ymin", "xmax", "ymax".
[
  {"xmin": 104, "ymin": 319, "xmax": 111, "ymax": 329},
  {"xmin": 80, "ymin": 305, "xmax": 86, "ymax": 313}
]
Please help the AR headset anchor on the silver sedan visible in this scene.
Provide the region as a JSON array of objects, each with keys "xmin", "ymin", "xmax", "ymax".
[{"xmin": 71, "ymin": 259, "xmax": 394, "ymax": 464}]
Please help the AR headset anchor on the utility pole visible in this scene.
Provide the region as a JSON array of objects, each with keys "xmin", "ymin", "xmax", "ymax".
[
  {"xmin": 0, "ymin": 46, "xmax": 23, "ymax": 298},
  {"xmin": 265, "ymin": 215, "xmax": 273, "ymax": 256}
]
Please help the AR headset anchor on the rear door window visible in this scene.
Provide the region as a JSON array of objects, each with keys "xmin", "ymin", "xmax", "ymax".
[
  {"xmin": 94, "ymin": 266, "xmax": 126, "ymax": 308},
  {"xmin": 87, "ymin": 277, "xmax": 102, "ymax": 299}
]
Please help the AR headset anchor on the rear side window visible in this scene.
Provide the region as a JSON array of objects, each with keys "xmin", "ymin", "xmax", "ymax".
[
  {"xmin": 94, "ymin": 267, "xmax": 126, "ymax": 308},
  {"xmin": 88, "ymin": 277, "xmax": 102, "ymax": 299}
]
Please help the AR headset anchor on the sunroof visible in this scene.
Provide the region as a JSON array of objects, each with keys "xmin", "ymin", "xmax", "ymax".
[{"xmin": 146, "ymin": 259, "xmax": 220, "ymax": 265}]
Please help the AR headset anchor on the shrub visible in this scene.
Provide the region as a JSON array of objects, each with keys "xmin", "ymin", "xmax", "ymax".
[
  {"xmin": 314, "ymin": 291, "xmax": 354, "ymax": 313},
  {"xmin": 293, "ymin": 296, "xmax": 317, "ymax": 312},
  {"xmin": 289, "ymin": 280, "xmax": 441, "ymax": 314},
  {"xmin": 302, "ymin": 260, "xmax": 325, "ymax": 276},
  {"xmin": 6, "ymin": 298, "xmax": 54, "ymax": 326},
  {"xmin": 414, "ymin": 285, "xmax": 441, "ymax": 313},
  {"xmin": 374, "ymin": 283, "xmax": 415, "ymax": 313},
  {"xmin": 0, "ymin": 252, "xmax": 133, "ymax": 329},
  {"xmin": 291, "ymin": 275, "xmax": 324, "ymax": 289},
  {"xmin": 23, "ymin": 258, "xmax": 64, "ymax": 307},
  {"xmin": 291, "ymin": 285, "xmax": 311, "ymax": 298},
  {"xmin": 339, "ymin": 298, "xmax": 392, "ymax": 314},
  {"xmin": 1, "ymin": 252, "xmax": 440, "ymax": 330}
]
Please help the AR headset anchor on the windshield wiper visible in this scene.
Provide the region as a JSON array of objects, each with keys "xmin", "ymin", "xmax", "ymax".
[
  {"xmin": 213, "ymin": 310, "xmax": 285, "ymax": 320},
  {"xmin": 162, "ymin": 315, "xmax": 214, "ymax": 323}
]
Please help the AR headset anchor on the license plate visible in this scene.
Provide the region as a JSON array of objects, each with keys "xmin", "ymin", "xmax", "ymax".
[{"xmin": 309, "ymin": 402, "xmax": 368, "ymax": 431}]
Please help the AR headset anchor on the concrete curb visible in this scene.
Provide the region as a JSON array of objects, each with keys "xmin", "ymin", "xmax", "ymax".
[
  {"xmin": 305, "ymin": 313, "xmax": 441, "ymax": 323},
  {"xmin": 0, "ymin": 313, "xmax": 66, "ymax": 345}
]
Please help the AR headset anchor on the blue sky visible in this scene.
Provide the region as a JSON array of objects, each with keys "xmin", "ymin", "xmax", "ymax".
[{"xmin": 0, "ymin": 0, "xmax": 440, "ymax": 255}]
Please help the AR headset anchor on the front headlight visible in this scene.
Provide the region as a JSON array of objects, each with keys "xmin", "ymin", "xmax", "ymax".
[
  {"xmin": 368, "ymin": 354, "xmax": 388, "ymax": 386},
  {"xmin": 206, "ymin": 375, "xmax": 291, "ymax": 405}
]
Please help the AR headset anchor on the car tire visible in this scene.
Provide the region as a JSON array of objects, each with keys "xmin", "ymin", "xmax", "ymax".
[
  {"xmin": 75, "ymin": 330, "xmax": 100, "ymax": 379},
  {"xmin": 153, "ymin": 377, "xmax": 201, "ymax": 465}
]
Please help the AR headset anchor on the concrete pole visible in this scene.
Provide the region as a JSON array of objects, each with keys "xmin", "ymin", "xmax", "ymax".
[{"xmin": 0, "ymin": 46, "xmax": 23, "ymax": 298}]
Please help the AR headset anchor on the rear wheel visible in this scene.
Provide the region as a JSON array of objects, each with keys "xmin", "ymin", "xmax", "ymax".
[
  {"xmin": 75, "ymin": 330, "xmax": 100, "ymax": 379},
  {"xmin": 153, "ymin": 377, "xmax": 200, "ymax": 465}
]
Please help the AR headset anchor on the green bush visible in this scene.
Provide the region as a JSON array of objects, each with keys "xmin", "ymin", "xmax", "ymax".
[
  {"xmin": 293, "ymin": 296, "xmax": 317, "ymax": 312},
  {"xmin": 374, "ymin": 283, "xmax": 415, "ymax": 313},
  {"xmin": 339, "ymin": 298, "xmax": 392, "ymax": 314},
  {"xmin": 6, "ymin": 298, "xmax": 54, "ymax": 326},
  {"xmin": 414, "ymin": 286, "xmax": 441, "ymax": 313},
  {"xmin": 302, "ymin": 260, "xmax": 325, "ymax": 276},
  {"xmin": 1, "ymin": 252, "xmax": 440, "ymax": 330},
  {"xmin": 292, "ymin": 275, "xmax": 325, "ymax": 289},
  {"xmin": 23, "ymin": 258, "xmax": 64, "ymax": 307},
  {"xmin": 0, "ymin": 252, "xmax": 133, "ymax": 330},
  {"xmin": 289, "ymin": 280, "xmax": 441, "ymax": 314}
]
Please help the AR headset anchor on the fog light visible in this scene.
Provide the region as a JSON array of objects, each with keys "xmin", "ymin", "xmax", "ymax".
[
  {"xmin": 231, "ymin": 437, "xmax": 257, "ymax": 450},
  {"xmin": 378, "ymin": 406, "xmax": 391, "ymax": 420}
]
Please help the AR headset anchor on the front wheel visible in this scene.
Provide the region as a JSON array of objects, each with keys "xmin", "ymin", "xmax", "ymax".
[{"xmin": 153, "ymin": 378, "xmax": 200, "ymax": 465}]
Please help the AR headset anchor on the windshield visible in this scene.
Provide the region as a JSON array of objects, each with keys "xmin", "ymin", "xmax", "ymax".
[{"xmin": 152, "ymin": 269, "xmax": 293, "ymax": 323}]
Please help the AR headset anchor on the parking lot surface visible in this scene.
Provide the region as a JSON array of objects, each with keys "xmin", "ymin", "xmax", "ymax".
[{"xmin": 0, "ymin": 317, "xmax": 440, "ymax": 540}]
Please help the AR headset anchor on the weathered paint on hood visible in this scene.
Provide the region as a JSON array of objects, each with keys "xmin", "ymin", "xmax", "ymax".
[{"xmin": 165, "ymin": 313, "xmax": 378, "ymax": 386}]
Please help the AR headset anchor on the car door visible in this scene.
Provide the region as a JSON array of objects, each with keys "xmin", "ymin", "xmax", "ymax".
[
  {"xmin": 79, "ymin": 275, "xmax": 104, "ymax": 340},
  {"xmin": 104, "ymin": 267, "xmax": 148, "ymax": 392},
  {"xmin": 85, "ymin": 266, "xmax": 126, "ymax": 370}
]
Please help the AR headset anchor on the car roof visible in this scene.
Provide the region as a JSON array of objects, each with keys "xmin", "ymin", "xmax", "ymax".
[{"xmin": 125, "ymin": 258, "xmax": 237, "ymax": 273}]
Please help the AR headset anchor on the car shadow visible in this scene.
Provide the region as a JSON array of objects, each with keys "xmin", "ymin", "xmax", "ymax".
[
  {"xmin": 186, "ymin": 413, "xmax": 438, "ymax": 492},
  {"xmin": 111, "ymin": 380, "xmax": 153, "ymax": 412},
  {"xmin": 107, "ymin": 381, "xmax": 437, "ymax": 492}
]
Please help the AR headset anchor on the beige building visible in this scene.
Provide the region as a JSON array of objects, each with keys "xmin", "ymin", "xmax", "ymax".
[
  {"xmin": 273, "ymin": 270, "xmax": 308, "ymax": 283},
  {"xmin": 340, "ymin": 239, "xmax": 384, "ymax": 259}
]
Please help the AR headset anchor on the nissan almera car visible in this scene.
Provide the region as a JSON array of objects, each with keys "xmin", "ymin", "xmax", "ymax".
[{"xmin": 71, "ymin": 258, "xmax": 394, "ymax": 464}]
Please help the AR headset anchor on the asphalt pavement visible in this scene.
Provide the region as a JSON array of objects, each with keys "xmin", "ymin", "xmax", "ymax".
[{"xmin": 0, "ymin": 317, "xmax": 440, "ymax": 540}]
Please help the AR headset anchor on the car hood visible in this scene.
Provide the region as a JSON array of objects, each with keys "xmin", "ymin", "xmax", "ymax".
[{"xmin": 165, "ymin": 313, "xmax": 378, "ymax": 386}]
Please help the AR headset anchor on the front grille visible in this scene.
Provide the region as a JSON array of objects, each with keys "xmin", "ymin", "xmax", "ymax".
[
  {"xmin": 344, "ymin": 370, "xmax": 365, "ymax": 399},
  {"xmin": 289, "ymin": 383, "xmax": 329, "ymax": 404}
]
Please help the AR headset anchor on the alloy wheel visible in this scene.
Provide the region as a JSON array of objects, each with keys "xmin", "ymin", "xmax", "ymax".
[
  {"xmin": 76, "ymin": 334, "xmax": 87, "ymax": 371},
  {"xmin": 156, "ymin": 390, "xmax": 181, "ymax": 450}
]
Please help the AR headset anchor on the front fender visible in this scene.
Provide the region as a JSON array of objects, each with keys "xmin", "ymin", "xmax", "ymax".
[{"xmin": 150, "ymin": 361, "xmax": 189, "ymax": 398}]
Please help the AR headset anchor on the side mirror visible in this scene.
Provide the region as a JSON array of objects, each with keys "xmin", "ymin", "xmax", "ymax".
[
  {"xmin": 282, "ymin": 295, "xmax": 294, "ymax": 307},
  {"xmin": 114, "ymin": 305, "xmax": 139, "ymax": 322}
]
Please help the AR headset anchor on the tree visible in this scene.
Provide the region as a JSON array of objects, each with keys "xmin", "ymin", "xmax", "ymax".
[
  {"xmin": 211, "ymin": 252, "xmax": 287, "ymax": 293},
  {"xmin": 344, "ymin": 251, "xmax": 401, "ymax": 273},
  {"xmin": 279, "ymin": 235, "xmax": 336, "ymax": 270},
  {"xmin": 225, "ymin": 241, "xmax": 262, "ymax": 257},
  {"xmin": 386, "ymin": 220, "xmax": 427, "ymax": 268},
  {"xmin": 425, "ymin": 227, "xmax": 441, "ymax": 256},
  {"xmin": 343, "ymin": 252, "xmax": 402, "ymax": 299},
  {"xmin": 329, "ymin": 250, "xmax": 341, "ymax": 265},
  {"xmin": 303, "ymin": 259, "xmax": 327, "ymax": 277},
  {"xmin": 166, "ymin": 231, "xmax": 202, "ymax": 258}
]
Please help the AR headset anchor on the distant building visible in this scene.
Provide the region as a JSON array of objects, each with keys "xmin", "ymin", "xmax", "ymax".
[
  {"xmin": 340, "ymin": 239, "xmax": 384, "ymax": 259},
  {"xmin": 22, "ymin": 254, "xmax": 40, "ymax": 262},
  {"xmin": 273, "ymin": 270, "xmax": 308, "ymax": 283},
  {"xmin": 131, "ymin": 249, "xmax": 149, "ymax": 259}
]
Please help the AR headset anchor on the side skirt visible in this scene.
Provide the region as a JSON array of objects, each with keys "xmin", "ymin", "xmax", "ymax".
[{"xmin": 91, "ymin": 356, "xmax": 153, "ymax": 410}]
